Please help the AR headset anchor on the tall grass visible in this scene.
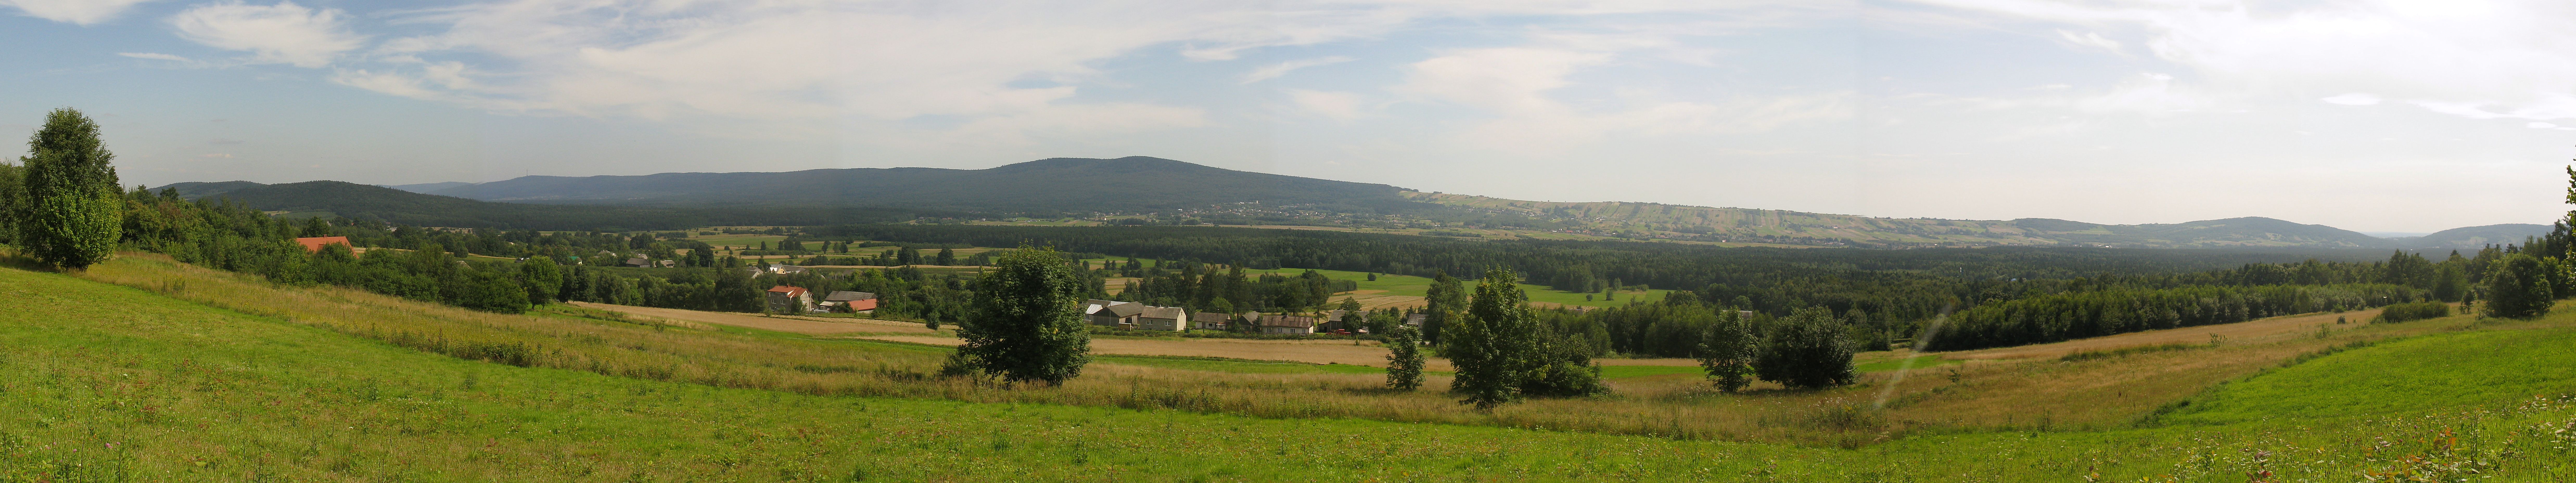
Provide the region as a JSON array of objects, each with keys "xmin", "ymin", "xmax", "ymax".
[{"xmin": 54, "ymin": 252, "xmax": 2559, "ymax": 446}]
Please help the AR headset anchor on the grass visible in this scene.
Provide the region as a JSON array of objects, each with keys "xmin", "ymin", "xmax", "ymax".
[
  {"xmin": 1243, "ymin": 266, "xmax": 1668, "ymax": 308},
  {"xmin": 10, "ymin": 252, "xmax": 2576, "ymax": 480}
]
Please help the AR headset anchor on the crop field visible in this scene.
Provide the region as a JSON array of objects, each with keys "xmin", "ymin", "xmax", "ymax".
[{"xmin": 7, "ymin": 253, "xmax": 2574, "ymax": 481}]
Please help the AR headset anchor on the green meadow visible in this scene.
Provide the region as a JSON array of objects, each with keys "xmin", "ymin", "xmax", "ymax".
[{"xmin": 3, "ymin": 257, "xmax": 2573, "ymax": 481}]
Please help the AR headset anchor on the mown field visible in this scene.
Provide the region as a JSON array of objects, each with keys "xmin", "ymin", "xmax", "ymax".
[{"xmin": 4, "ymin": 253, "xmax": 2573, "ymax": 481}]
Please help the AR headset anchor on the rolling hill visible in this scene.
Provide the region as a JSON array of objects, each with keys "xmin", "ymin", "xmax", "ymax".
[
  {"xmin": 421, "ymin": 156, "xmax": 1422, "ymax": 215},
  {"xmin": 160, "ymin": 156, "xmax": 2549, "ymax": 249},
  {"xmin": 155, "ymin": 180, "xmax": 936, "ymax": 230}
]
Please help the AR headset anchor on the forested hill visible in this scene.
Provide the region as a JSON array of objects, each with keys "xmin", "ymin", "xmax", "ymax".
[
  {"xmin": 155, "ymin": 156, "xmax": 2543, "ymax": 248},
  {"xmin": 1405, "ymin": 192, "xmax": 2535, "ymax": 249},
  {"xmin": 154, "ymin": 181, "xmax": 936, "ymax": 230},
  {"xmin": 419, "ymin": 156, "xmax": 1420, "ymax": 215}
]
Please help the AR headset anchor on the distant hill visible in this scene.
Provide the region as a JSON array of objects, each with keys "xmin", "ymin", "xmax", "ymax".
[
  {"xmin": 156, "ymin": 181, "xmax": 935, "ymax": 230},
  {"xmin": 154, "ymin": 157, "xmax": 2546, "ymax": 249},
  {"xmin": 1406, "ymin": 192, "xmax": 2499, "ymax": 249},
  {"xmin": 2382, "ymin": 223, "xmax": 2553, "ymax": 249},
  {"xmin": 423, "ymin": 156, "xmax": 1423, "ymax": 215},
  {"xmin": 377, "ymin": 181, "xmax": 476, "ymax": 194}
]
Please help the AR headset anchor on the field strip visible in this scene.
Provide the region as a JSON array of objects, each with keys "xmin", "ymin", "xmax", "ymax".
[
  {"xmin": 567, "ymin": 302, "xmax": 936, "ymax": 335},
  {"xmin": 1942, "ymin": 306, "xmax": 2400, "ymax": 360},
  {"xmin": 854, "ymin": 334, "xmax": 1459, "ymax": 371}
]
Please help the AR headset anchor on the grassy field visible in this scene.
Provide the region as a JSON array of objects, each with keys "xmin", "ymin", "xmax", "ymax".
[
  {"xmin": 8, "ymin": 253, "xmax": 2575, "ymax": 480},
  {"xmin": 1241, "ymin": 267, "xmax": 1668, "ymax": 309}
]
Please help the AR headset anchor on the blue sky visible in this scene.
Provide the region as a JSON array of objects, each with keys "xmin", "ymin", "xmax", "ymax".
[{"xmin": 3, "ymin": 0, "xmax": 2571, "ymax": 233}]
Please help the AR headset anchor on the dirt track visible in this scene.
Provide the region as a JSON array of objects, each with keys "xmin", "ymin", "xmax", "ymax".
[{"xmin": 568, "ymin": 302, "xmax": 935, "ymax": 335}]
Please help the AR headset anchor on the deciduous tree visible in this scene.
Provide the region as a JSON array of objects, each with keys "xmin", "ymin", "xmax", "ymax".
[
  {"xmin": 18, "ymin": 108, "xmax": 122, "ymax": 269},
  {"xmin": 1754, "ymin": 306, "xmax": 1857, "ymax": 390},
  {"xmin": 1383, "ymin": 323, "xmax": 1424, "ymax": 391},
  {"xmin": 1696, "ymin": 310, "xmax": 1755, "ymax": 392},
  {"xmin": 947, "ymin": 245, "xmax": 1091, "ymax": 385}
]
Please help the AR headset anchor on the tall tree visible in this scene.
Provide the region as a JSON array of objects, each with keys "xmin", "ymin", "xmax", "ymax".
[
  {"xmin": 17, "ymin": 108, "xmax": 122, "ymax": 269},
  {"xmin": 519, "ymin": 257, "xmax": 563, "ymax": 304},
  {"xmin": 1446, "ymin": 267, "xmax": 1533, "ymax": 410},
  {"xmin": 1753, "ymin": 307, "xmax": 1858, "ymax": 390},
  {"xmin": 0, "ymin": 160, "xmax": 21, "ymax": 243},
  {"xmin": 935, "ymin": 247, "xmax": 957, "ymax": 266},
  {"xmin": 1422, "ymin": 272, "xmax": 1466, "ymax": 344},
  {"xmin": 1696, "ymin": 310, "xmax": 1756, "ymax": 392},
  {"xmin": 946, "ymin": 245, "xmax": 1091, "ymax": 385},
  {"xmin": 2481, "ymin": 253, "xmax": 2554, "ymax": 319},
  {"xmin": 1382, "ymin": 323, "xmax": 1425, "ymax": 391}
]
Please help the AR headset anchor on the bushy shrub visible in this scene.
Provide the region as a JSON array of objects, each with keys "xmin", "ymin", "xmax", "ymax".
[{"xmin": 2374, "ymin": 301, "xmax": 2451, "ymax": 323}]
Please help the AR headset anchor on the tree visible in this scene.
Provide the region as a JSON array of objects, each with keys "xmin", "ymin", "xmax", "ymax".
[
  {"xmin": 1696, "ymin": 310, "xmax": 1756, "ymax": 392},
  {"xmin": 1382, "ymin": 323, "xmax": 1425, "ymax": 391},
  {"xmin": 519, "ymin": 257, "xmax": 563, "ymax": 304},
  {"xmin": 1445, "ymin": 267, "xmax": 1604, "ymax": 409},
  {"xmin": 1338, "ymin": 297, "xmax": 1364, "ymax": 330},
  {"xmin": 1753, "ymin": 306, "xmax": 1857, "ymax": 390},
  {"xmin": 1422, "ymin": 272, "xmax": 1465, "ymax": 344},
  {"xmin": 935, "ymin": 247, "xmax": 956, "ymax": 266},
  {"xmin": 0, "ymin": 161, "xmax": 21, "ymax": 244},
  {"xmin": 454, "ymin": 268, "xmax": 532, "ymax": 313},
  {"xmin": 2481, "ymin": 253, "xmax": 2554, "ymax": 319},
  {"xmin": 17, "ymin": 108, "xmax": 122, "ymax": 269},
  {"xmin": 1446, "ymin": 268, "xmax": 1532, "ymax": 410},
  {"xmin": 946, "ymin": 245, "xmax": 1091, "ymax": 385}
]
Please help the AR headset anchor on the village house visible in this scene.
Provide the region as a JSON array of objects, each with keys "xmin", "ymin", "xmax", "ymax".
[
  {"xmin": 1402, "ymin": 313, "xmax": 1427, "ymax": 327},
  {"xmin": 292, "ymin": 236, "xmax": 350, "ymax": 252},
  {"xmin": 1258, "ymin": 314, "xmax": 1318, "ymax": 334},
  {"xmin": 764, "ymin": 286, "xmax": 814, "ymax": 313},
  {"xmin": 1190, "ymin": 312, "xmax": 1230, "ymax": 330},
  {"xmin": 1137, "ymin": 306, "xmax": 1189, "ymax": 331},
  {"xmin": 1084, "ymin": 299, "xmax": 1143, "ymax": 328},
  {"xmin": 823, "ymin": 291, "xmax": 878, "ymax": 313},
  {"xmin": 623, "ymin": 257, "xmax": 653, "ymax": 268}
]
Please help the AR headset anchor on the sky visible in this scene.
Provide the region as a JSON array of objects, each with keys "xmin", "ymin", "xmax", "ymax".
[{"xmin": 2, "ymin": 0, "xmax": 2571, "ymax": 233}]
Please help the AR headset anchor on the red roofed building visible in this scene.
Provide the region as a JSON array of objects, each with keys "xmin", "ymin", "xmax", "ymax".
[
  {"xmin": 294, "ymin": 236, "xmax": 351, "ymax": 253},
  {"xmin": 765, "ymin": 286, "xmax": 814, "ymax": 313}
]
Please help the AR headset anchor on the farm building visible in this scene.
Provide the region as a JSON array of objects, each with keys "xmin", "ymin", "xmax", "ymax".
[
  {"xmin": 1190, "ymin": 312, "xmax": 1230, "ymax": 330},
  {"xmin": 1257, "ymin": 315, "xmax": 1317, "ymax": 334},
  {"xmin": 1084, "ymin": 299, "xmax": 1143, "ymax": 328},
  {"xmin": 823, "ymin": 291, "xmax": 878, "ymax": 312},
  {"xmin": 1402, "ymin": 313, "xmax": 1426, "ymax": 327},
  {"xmin": 1138, "ymin": 307, "xmax": 1189, "ymax": 331},
  {"xmin": 293, "ymin": 236, "xmax": 350, "ymax": 252},
  {"xmin": 764, "ymin": 286, "xmax": 814, "ymax": 313},
  {"xmin": 623, "ymin": 257, "xmax": 652, "ymax": 268}
]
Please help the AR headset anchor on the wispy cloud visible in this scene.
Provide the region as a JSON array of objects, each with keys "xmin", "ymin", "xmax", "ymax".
[
  {"xmin": 1241, "ymin": 56, "xmax": 1353, "ymax": 84},
  {"xmin": 117, "ymin": 52, "xmax": 190, "ymax": 62},
  {"xmin": 3, "ymin": 0, "xmax": 157, "ymax": 25},
  {"xmin": 169, "ymin": 1, "xmax": 364, "ymax": 68}
]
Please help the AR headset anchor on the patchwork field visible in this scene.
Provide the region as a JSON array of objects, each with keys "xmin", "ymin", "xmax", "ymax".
[{"xmin": 7, "ymin": 253, "xmax": 2573, "ymax": 481}]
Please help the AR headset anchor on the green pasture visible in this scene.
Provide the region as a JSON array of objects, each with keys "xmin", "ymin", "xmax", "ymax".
[{"xmin": 7, "ymin": 265, "xmax": 2574, "ymax": 481}]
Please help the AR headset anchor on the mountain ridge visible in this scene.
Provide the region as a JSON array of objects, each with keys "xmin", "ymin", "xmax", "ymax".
[{"xmin": 162, "ymin": 157, "xmax": 2550, "ymax": 249}]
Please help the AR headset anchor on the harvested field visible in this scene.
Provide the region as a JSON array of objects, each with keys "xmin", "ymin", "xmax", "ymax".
[
  {"xmin": 1942, "ymin": 307, "xmax": 2398, "ymax": 360},
  {"xmin": 569, "ymin": 301, "xmax": 936, "ymax": 335}
]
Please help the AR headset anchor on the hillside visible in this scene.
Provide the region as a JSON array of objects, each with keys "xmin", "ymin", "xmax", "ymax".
[
  {"xmin": 155, "ymin": 180, "xmax": 934, "ymax": 230},
  {"xmin": 11, "ymin": 253, "xmax": 2575, "ymax": 480},
  {"xmin": 1406, "ymin": 192, "xmax": 2505, "ymax": 249},
  {"xmin": 2386, "ymin": 223, "xmax": 2553, "ymax": 249},
  {"xmin": 424, "ymin": 156, "xmax": 1422, "ymax": 215},
  {"xmin": 162, "ymin": 157, "xmax": 2545, "ymax": 249}
]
